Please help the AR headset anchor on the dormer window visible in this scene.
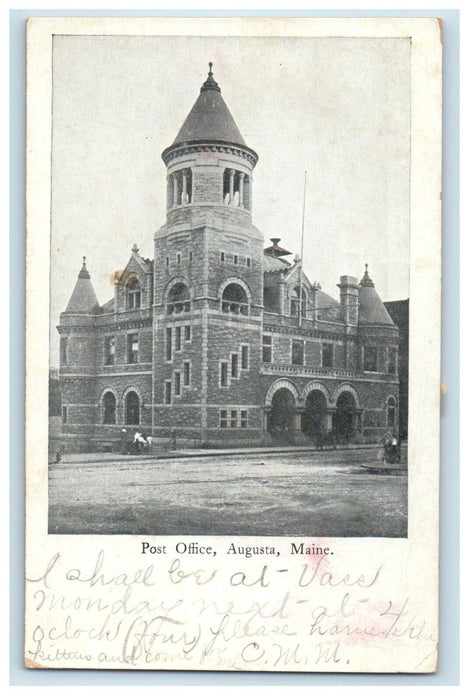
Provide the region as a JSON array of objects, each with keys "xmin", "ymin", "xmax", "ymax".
[
  {"xmin": 127, "ymin": 278, "xmax": 141, "ymax": 309},
  {"xmin": 167, "ymin": 282, "xmax": 191, "ymax": 314},
  {"xmin": 222, "ymin": 283, "xmax": 249, "ymax": 315}
]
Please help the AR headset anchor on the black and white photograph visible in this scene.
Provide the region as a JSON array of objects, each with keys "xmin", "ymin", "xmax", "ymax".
[
  {"xmin": 25, "ymin": 16, "xmax": 442, "ymax": 673},
  {"xmin": 48, "ymin": 34, "xmax": 410, "ymax": 538}
]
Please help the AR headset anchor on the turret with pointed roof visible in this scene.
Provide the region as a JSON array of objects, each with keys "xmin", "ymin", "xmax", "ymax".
[
  {"xmin": 358, "ymin": 265, "xmax": 395, "ymax": 327},
  {"xmin": 162, "ymin": 63, "xmax": 257, "ymax": 166},
  {"xmin": 159, "ymin": 64, "xmax": 259, "ymax": 227},
  {"xmin": 168, "ymin": 63, "xmax": 247, "ymax": 150},
  {"xmin": 62, "ymin": 258, "xmax": 99, "ymax": 316}
]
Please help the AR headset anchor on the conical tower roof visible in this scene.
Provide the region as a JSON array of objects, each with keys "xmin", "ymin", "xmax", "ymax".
[
  {"xmin": 172, "ymin": 63, "xmax": 246, "ymax": 147},
  {"xmin": 64, "ymin": 258, "xmax": 100, "ymax": 314},
  {"xmin": 358, "ymin": 265, "xmax": 395, "ymax": 326}
]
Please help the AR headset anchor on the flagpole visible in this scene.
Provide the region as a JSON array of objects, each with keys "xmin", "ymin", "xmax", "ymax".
[{"xmin": 298, "ymin": 170, "xmax": 307, "ymax": 326}]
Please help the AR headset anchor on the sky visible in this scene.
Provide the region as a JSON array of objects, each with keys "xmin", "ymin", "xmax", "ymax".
[{"xmin": 50, "ymin": 34, "xmax": 410, "ymax": 366}]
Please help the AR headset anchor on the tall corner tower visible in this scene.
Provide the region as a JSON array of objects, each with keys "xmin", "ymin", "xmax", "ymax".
[
  {"xmin": 58, "ymin": 258, "xmax": 100, "ymax": 450},
  {"xmin": 153, "ymin": 64, "xmax": 265, "ymax": 445}
]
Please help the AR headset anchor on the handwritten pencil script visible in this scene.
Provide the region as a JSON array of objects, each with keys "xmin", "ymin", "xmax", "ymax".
[{"xmin": 25, "ymin": 550, "xmax": 437, "ymax": 671}]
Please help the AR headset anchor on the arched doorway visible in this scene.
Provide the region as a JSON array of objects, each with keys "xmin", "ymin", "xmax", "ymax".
[
  {"xmin": 268, "ymin": 388, "xmax": 295, "ymax": 441},
  {"xmin": 103, "ymin": 391, "xmax": 116, "ymax": 425},
  {"xmin": 125, "ymin": 391, "xmax": 140, "ymax": 425},
  {"xmin": 333, "ymin": 391, "xmax": 357, "ymax": 440},
  {"xmin": 302, "ymin": 390, "xmax": 327, "ymax": 440}
]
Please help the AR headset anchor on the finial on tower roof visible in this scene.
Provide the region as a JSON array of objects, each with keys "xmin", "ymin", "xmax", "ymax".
[
  {"xmin": 201, "ymin": 62, "xmax": 221, "ymax": 93},
  {"xmin": 78, "ymin": 256, "xmax": 90, "ymax": 279},
  {"xmin": 132, "ymin": 243, "xmax": 139, "ymax": 254},
  {"xmin": 360, "ymin": 263, "xmax": 374, "ymax": 287}
]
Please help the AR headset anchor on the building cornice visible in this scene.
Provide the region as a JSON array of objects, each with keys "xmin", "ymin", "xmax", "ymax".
[{"xmin": 162, "ymin": 140, "xmax": 258, "ymax": 168}]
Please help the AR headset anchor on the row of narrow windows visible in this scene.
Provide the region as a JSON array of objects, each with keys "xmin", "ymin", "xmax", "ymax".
[
  {"xmin": 220, "ymin": 409, "xmax": 249, "ymax": 429},
  {"xmin": 168, "ymin": 168, "xmax": 251, "ymax": 209},
  {"xmin": 220, "ymin": 252, "xmax": 251, "ymax": 267},
  {"xmin": 104, "ymin": 327, "xmax": 192, "ymax": 366},
  {"xmin": 64, "ymin": 326, "xmax": 193, "ymax": 368},
  {"xmin": 164, "ymin": 251, "xmax": 252, "ymax": 267},
  {"xmin": 262, "ymin": 335, "xmax": 397, "ymax": 374},
  {"xmin": 61, "ymin": 331, "xmax": 396, "ymax": 375},
  {"xmin": 262, "ymin": 335, "xmax": 334, "ymax": 368}
]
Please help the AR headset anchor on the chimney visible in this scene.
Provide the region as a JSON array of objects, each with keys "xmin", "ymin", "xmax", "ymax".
[{"xmin": 337, "ymin": 275, "xmax": 359, "ymax": 326}]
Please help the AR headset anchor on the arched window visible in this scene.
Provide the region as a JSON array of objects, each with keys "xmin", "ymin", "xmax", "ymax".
[
  {"xmin": 167, "ymin": 282, "xmax": 191, "ymax": 314},
  {"xmin": 222, "ymin": 283, "xmax": 249, "ymax": 315},
  {"xmin": 103, "ymin": 392, "xmax": 116, "ymax": 425},
  {"xmin": 127, "ymin": 278, "xmax": 141, "ymax": 309},
  {"xmin": 387, "ymin": 397, "xmax": 397, "ymax": 428},
  {"xmin": 125, "ymin": 391, "xmax": 140, "ymax": 425}
]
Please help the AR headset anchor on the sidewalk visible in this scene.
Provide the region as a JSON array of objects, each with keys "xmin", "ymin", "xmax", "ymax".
[{"xmin": 53, "ymin": 442, "xmax": 383, "ymax": 466}]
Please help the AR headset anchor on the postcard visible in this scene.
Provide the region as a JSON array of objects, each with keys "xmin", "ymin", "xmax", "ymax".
[{"xmin": 25, "ymin": 16, "xmax": 441, "ymax": 672}]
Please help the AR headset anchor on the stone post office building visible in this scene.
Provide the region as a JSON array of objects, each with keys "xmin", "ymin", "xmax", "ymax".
[{"xmin": 57, "ymin": 66, "xmax": 400, "ymax": 451}]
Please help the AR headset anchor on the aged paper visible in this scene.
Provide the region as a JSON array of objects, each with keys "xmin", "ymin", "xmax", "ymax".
[{"xmin": 25, "ymin": 17, "xmax": 441, "ymax": 672}]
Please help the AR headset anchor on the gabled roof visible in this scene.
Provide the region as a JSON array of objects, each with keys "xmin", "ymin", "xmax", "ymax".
[
  {"xmin": 358, "ymin": 266, "xmax": 395, "ymax": 326},
  {"xmin": 171, "ymin": 65, "xmax": 246, "ymax": 148},
  {"xmin": 64, "ymin": 259, "xmax": 100, "ymax": 314},
  {"xmin": 118, "ymin": 244, "xmax": 152, "ymax": 283}
]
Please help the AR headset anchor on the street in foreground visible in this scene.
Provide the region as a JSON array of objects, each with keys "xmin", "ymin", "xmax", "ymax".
[{"xmin": 49, "ymin": 447, "xmax": 407, "ymax": 537}]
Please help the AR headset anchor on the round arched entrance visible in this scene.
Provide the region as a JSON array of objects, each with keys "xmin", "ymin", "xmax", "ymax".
[
  {"xmin": 333, "ymin": 391, "xmax": 357, "ymax": 440},
  {"xmin": 268, "ymin": 388, "xmax": 296, "ymax": 440},
  {"xmin": 302, "ymin": 390, "xmax": 327, "ymax": 441}
]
